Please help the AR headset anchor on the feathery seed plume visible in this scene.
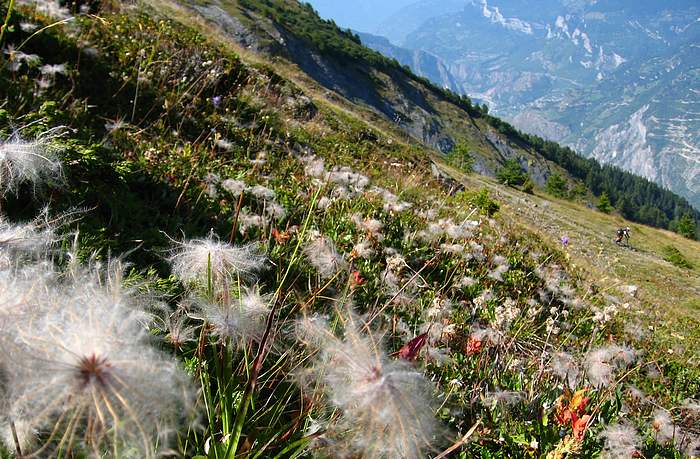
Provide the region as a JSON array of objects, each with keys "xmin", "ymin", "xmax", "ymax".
[
  {"xmin": 296, "ymin": 310, "xmax": 440, "ymax": 458},
  {"xmin": 194, "ymin": 286, "xmax": 272, "ymax": 343},
  {"xmin": 0, "ymin": 128, "xmax": 64, "ymax": 197},
  {"xmin": 3, "ymin": 263, "xmax": 193, "ymax": 458},
  {"xmin": 169, "ymin": 232, "xmax": 266, "ymax": 291},
  {"xmin": 584, "ymin": 345, "xmax": 637, "ymax": 387},
  {"xmin": 221, "ymin": 178, "xmax": 247, "ymax": 197},
  {"xmin": 303, "ymin": 233, "xmax": 347, "ymax": 280},
  {"xmin": 550, "ymin": 352, "xmax": 580, "ymax": 388},
  {"xmin": 597, "ymin": 422, "xmax": 641, "ymax": 459},
  {"xmin": 651, "ymin": 409, "xmax": 677, "ymax": 446}
]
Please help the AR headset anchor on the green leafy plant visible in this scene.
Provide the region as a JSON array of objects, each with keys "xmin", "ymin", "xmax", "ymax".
[
  {"xmin": 447, "ymin": 141, "xmax": 475, "ymax": 173},
  {"xmin": 662, "ymin": 245, "xmax": 694, "ymax": 269},
  {"xmin": 676, "ymin": 213, "xmax": 697, "ymax": 240},
  {"xmin": 545, "ymin": 172, "xmax": 567, "ymax": 198},
  {"xmin": 470, "ymin": 188, "xmax": 500, "ymax": 216}
]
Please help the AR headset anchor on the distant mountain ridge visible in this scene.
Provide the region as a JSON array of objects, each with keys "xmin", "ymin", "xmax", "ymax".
[
  {"xmin": 355, "ymin": 32, "xmax": 459, "ymax": 93},
  {"xmin": 312, "ymin": 0, "xmax": 700, "ymax": 209}
]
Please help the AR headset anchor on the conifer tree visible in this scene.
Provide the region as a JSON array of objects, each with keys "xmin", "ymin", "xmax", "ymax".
[{"xmin": 597, "ymin": 192, "xmax": 612, "ymax": 213}]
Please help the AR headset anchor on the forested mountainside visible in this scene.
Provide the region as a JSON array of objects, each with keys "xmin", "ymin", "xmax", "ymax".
[
  {"xmin": 1, "ymin": 0, "xmax": 699, "ymax": 458},
  {"xmin": 315, "ymin": 0, "xmax": 700, "ymax": 210},
  {"xmin": 180, "ymin": 0, "xmax": 700, "ymax": 236}
]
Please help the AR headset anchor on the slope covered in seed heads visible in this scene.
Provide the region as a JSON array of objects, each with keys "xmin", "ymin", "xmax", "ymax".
[{"xmin": 1, "ymin": 1, "xmax": 699, "ymax": 458}]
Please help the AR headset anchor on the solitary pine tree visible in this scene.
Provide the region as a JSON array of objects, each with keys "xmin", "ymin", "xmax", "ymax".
[
  {"xmin": 496, "ymin": 159, "xmax": 526, "ymax": 187},
  {"xmin": 677, "ymin": 214, "xmax": 697, "ymax": 240},
  {"xmin": 545, "ymin": 173, "xmax": 567, "ymax": 198},
  {"xmin": 597, "ymin": 192, "xmax": 612, "ymax": 213}
]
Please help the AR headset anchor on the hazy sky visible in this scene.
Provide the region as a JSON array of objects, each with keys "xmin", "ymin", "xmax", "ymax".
[{"xmin": 303, "ymin": 0, "xmax": 418, "ymax": 33}]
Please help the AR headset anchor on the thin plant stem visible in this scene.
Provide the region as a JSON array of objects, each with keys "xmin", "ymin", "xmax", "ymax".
[
  {"xmin": 228, "ymin": 191, "xmax": 245, "ymax": 243},
  {"xmin": 0, "ymin": 0, "xmax": 15, "ymax": 50},
  {"xmin": 226, "ymin": 298, "xmax": 278, "ymax": 457},
  {"xmin": 10, "ymin": 419, "xmax": 22, "ymax": 457},
  {"xmin": 225, "ymin": 187, "xmax": 321, "ymax": 457}
]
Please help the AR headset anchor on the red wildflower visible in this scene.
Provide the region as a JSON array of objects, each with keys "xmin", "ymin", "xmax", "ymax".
[
  {"xmin": 572, "ymin": 413, "xmax": 591, "ymax": 441},
  {"xmin": 397, "ymin": 333, "xmax": 429, "ymax": 361},
  {"xmin": 554, "ymin": 388, "xmax": 592, "ymax": 441},
  {"xmin": 272, "ymin": 228, "xmax": 290, "ymax": 245},
  {"xmin": 351, "ymin": 271, "xmax": 365, "ymax": 287},
  {"xmin": 465, "ymin": 336, "xmax": 483, "ymax": 355}
]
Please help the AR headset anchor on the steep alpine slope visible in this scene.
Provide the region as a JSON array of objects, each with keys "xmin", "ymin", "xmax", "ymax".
[
  {"xmin": 356, "ymin": 32, "xmax": 460, "ymax": 94},
  {"xmin": 371, "ymin": 0, "xmax": 700, "ymax": 208},
  {"xmin": 2, "ymin": 1, "xmax": 700, "ymax": 457},
  {"xmin": 159, "ymin": 0, "xmax": 700, "ymax": 236},
  {"xmin": 166, "ymin": 0, "xmax": 569, "ymax": 178}
]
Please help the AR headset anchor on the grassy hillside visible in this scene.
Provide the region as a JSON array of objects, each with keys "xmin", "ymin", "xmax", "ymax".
[
  {"xmin": 0, "ymin": 1, "xmax": 699, "ymax": 458},
  {"xmin": 172, "ymin": 0, "xmax": 700, "ymax": 236}
]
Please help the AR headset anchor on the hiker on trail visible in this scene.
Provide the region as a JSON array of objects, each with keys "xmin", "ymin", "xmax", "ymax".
[{"xmin": 615, "ymin": 227, "xmax": 631, "ymax": 245}]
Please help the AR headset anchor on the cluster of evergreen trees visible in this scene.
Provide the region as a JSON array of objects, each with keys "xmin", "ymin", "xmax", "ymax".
[{"xmin": 485, "ymin": 116, "xmax": 699, "ymax": 237}]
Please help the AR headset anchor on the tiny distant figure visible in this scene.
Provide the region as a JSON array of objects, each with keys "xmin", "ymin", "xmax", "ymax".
[
  {"xmin": 561, "ymin": 236, "xmax": 570, "ymax": 246},
  {"xmin": 615, "ymin": 227, "xmax": 631, "ymax": 246}
]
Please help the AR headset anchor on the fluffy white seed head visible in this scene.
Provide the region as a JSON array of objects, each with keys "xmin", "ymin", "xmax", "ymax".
[
  {"xmin": 238, "ymin": 212, "xmax": 265, "ymax": 235},
  {"xmin": 17, "ymin": 0, "xmax": 71, "ymax": 20},
  {"xmin": 584, "ymin": 345, "xmax": 637, "ymax": 387},
  {"xmin": 327, "ymin": 167, "xmax": 369, "ymax": 194},
  {"xmin": 249, "ymin": 185, "xmax": 275, "ymax": 201},
  {"xmin": 550, "ymin": 352, "xmax": 579, "ymax": 388},
  {"xmin": 148, "ymin": 304, "xmax": 197, "ymax": 351},
  {"xmin": 0, "ymin": 215, "xmax": 56, "ymax": 270},
  {"xmin": 651, "ymin": 409, "xmax": 677, "ymax": 445},
  {"xmin": 351, "ymin": 213, "xmax": 384, "ymax": 241},
  {"xmin": 303, "ymin": 233, "xmax": 347, "ymax": 280},
  {"xmin": 352, "ymin": 239, "xmax": 374, "ymax": 259},
  {"xmin": 221, "ymin": 178, "xmax": 247, "ymax": 197},
  {"xmin": 264, "ymin": 201, "xmax": 287, "ymax": 220},
  {"xmin": 597, "ymin": 422, "xmax": 641, "ymax": 459},
  {"xmin": 369, "ymin": 187, "xmax": 412, "ymax": 214},
  {"xmin": 316, "ymin": 196, "xmax": 332, "ymax": 210},
  {"xmin": 300, "ymin": 155, "xmax": 326, "ymax": 179},
  {"xmin": 194, "ymin": 286, "xmax": 271, "ymax": 343},
  {"xmin": 296, "ymin": 310, "xmax": 440, "ymax": 458},
  {"xmin": 0, "ymin": 129, "xmax": 64, "ymax": 197},
  {"xmin": 483, "ymin": 390, "xmax": 525, "ymax": 408},
  {"xmin": 169, "ymin": 232, "xmax": 266, "ymax": 291},
  {"xmin": 2, "ymin": 264, "xmax": 193, "ymax": 458}
]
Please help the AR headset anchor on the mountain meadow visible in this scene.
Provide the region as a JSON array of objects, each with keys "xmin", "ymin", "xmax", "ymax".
[{"xmin": 0, "ymin": 0, "xmax": 699, "ymax": 458}]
